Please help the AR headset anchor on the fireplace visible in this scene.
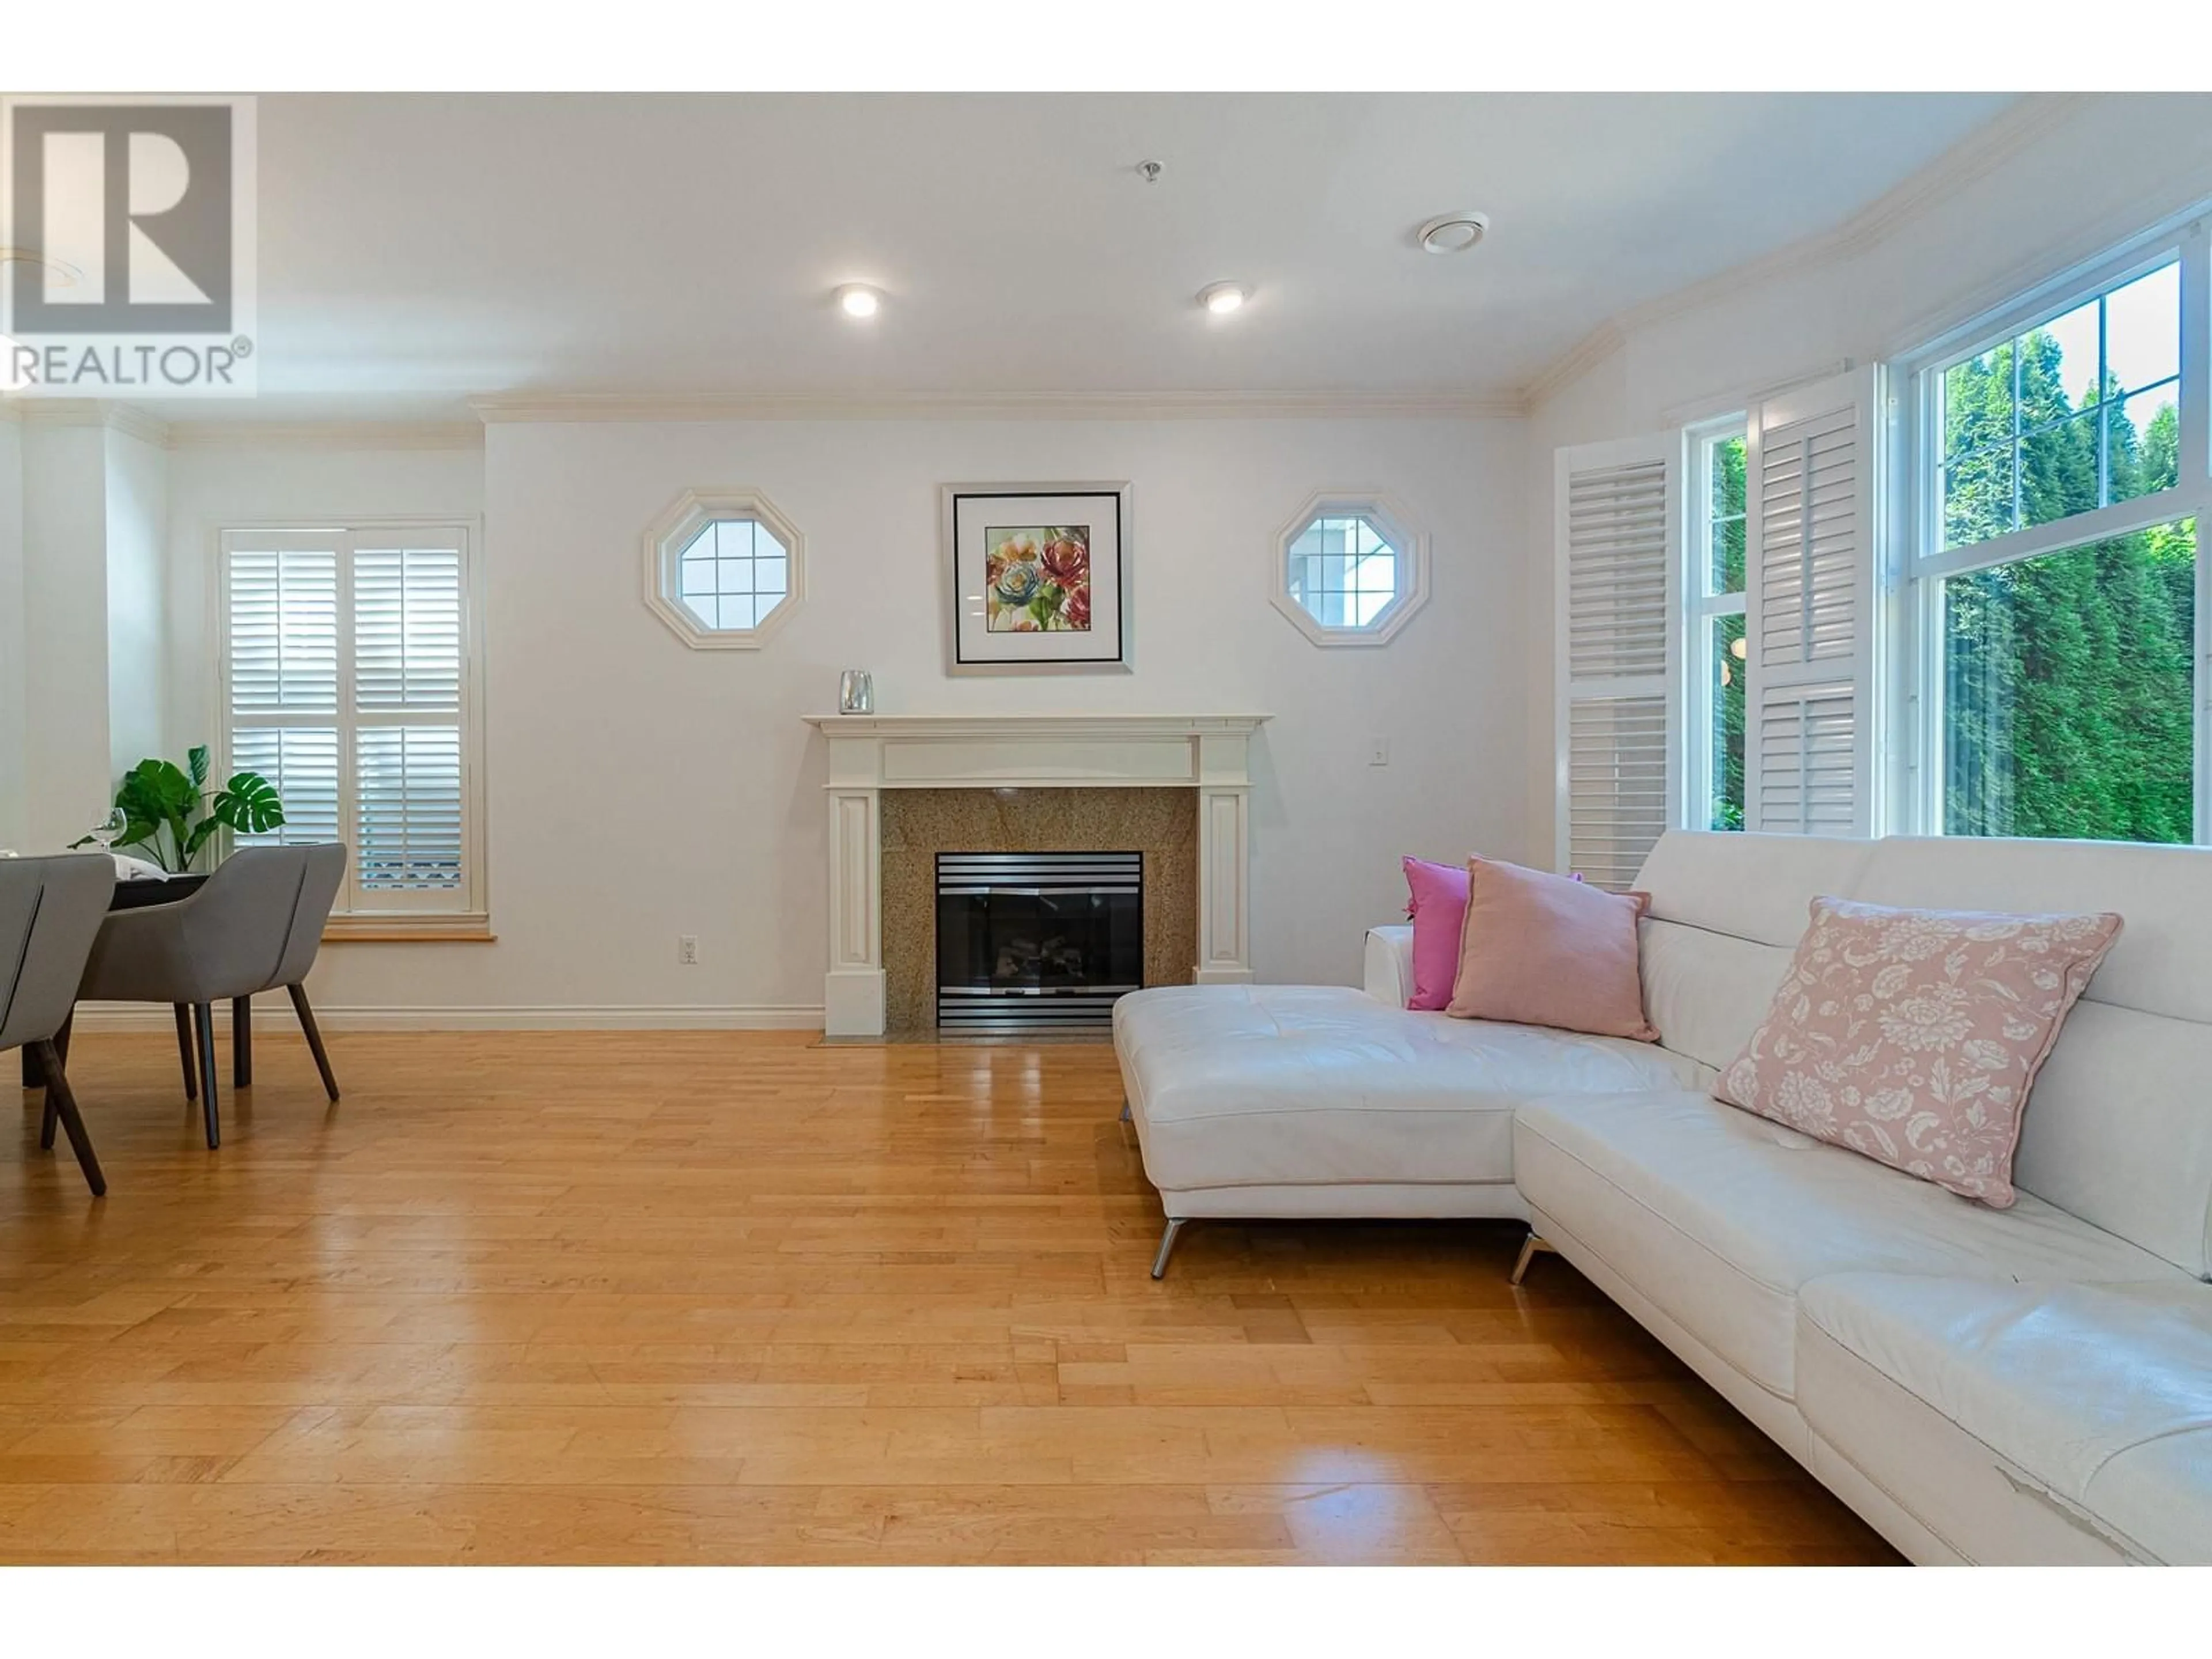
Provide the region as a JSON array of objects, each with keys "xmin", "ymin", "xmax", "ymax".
[
  {"xmin": 934, "ymin": 851, "xmax": 1144, "ymax": 1032},
  {"xmin": 803, "ymin": 714, "xmax": 1265, "ymax": 1037}
]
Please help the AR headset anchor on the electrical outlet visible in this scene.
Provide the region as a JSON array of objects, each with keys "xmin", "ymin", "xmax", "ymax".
[
  {"xmin": 1368, "ymin": 737, "xmax": 1390, "ymax": 767},
  {"xmin": 677, "ymin": 934, "xmax": 699, "ymax": 965}
]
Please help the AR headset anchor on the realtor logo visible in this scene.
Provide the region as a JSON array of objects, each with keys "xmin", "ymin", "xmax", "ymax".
[{"xmin": 2, "ymin": 94, "xmax": 257, "ymax": 396}]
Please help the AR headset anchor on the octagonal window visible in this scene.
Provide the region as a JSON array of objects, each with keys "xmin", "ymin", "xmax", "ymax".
[
  {"xmin": 1287, "ymin": 513, "xmax": 1400, "ymax": 628},
  {"xmin": 1271, "ymin": 493, "xmax": 1427, "ymax": 647},
  {"xmin": 642, "ymin": 488, "xmax": 805, "ymax": 650},
  {"xmin": 676, "ymin": 517, "xmax": 790, "ymax": 632}
]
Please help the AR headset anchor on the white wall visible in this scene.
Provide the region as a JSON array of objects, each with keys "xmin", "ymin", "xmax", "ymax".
[
  {"xmin": 104, "ymin": 428, "xmax": 168, "ymax": 782},
  {"xmin": 0, "ymin": 419, "xmax": 24, "ymax": 850},
  {"xmin": 20, "ymin": 422, "xmax": 112, "ymax": 852},
  {"xmin": 161, "ymin": 416, "xmax": 1528, "ymax": 1019},
  {"xmin": 1522, "ymin": 94, "xmax": 2212, "ymax": 865}
]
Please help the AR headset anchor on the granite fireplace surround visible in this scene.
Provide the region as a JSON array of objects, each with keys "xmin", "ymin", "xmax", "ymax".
[
  {"xmin": 881, "ymin": 789, "xmax": 1196, "ymax": 1033},
  {"xmin": 802, "ymin": 715, "xmax": 1267, "ymax": 1037}
]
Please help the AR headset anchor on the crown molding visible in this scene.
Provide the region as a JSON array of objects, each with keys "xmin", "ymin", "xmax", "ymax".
[
  {"xmin": 470, "ymin": 387, "xmax": 1525, "ymax": 424},
  {"xmin": 8, "ymin": 399, "xmax": 105, "ymax": 427},
  {"xmin": 163, "ymin": 419, "xmax": 485, "ymax": 452},
  {"xmin": 2, "ymin": 403, "xmax": 482, "ymax": 452},
  {"xmin": 1519, "ymin": 319, "xmax": 1627, "ymax": 411},
  {"xmin": 1517, "ymin": 92, "xmax": 2099, "ymax": 414},
  {"xmin": 103, "ymin": 404, "xmax": 171, "ymax": 448},
  {"xmin": 1613, "ymin": 93, "xmax": 2092, "ymax": 343},
  {"xmin": 8, "ymin": 399, "xmax": 171, "ymax": 446}
]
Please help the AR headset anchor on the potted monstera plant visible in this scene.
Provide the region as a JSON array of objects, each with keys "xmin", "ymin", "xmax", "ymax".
[{"xmin": 77, "ymin": 746, "xmax": 288, "ymax": 872}]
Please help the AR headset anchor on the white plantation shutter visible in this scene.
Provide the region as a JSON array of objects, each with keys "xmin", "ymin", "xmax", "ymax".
[
  {"xmin": 353, "ymin": 545, "xmax": 468, "ymax": 899},
  {"xmin": 1555, "ymin": 435, "xmax": 1679, "ymax": 889},
  {"xmin": 229, "ymin": 728, "xmax": 344, "ymax": 846},
  {"xmin": 221, "ymin": 526, "xmax": 479, "ymax": 916},
  {"xmin": 1744, "ymin": 368, "xmax": 1881, "ymax": 835},
  {"xmin": 356, "ymin": 548, "xmax": 464, "ymax": 710},
  {"xmin": 225, "ymin": 542, "xmax": 346, "ymax": 855},
  {"xmin": 357, "ymin": 725, "xmax": 464, "ymax": 891},
  {"xmin": 226, "ymin": 548, "xmax": 339, "ymax": 714}
]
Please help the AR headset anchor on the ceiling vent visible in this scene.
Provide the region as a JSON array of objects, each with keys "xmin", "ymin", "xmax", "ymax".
[{"xmin": 1416, "ymin": 211, "xmax": 1490, "ymax": 255}]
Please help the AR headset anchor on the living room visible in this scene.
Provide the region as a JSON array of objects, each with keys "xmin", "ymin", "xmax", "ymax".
[{"xmin": 3, "ymin": 13, "xmax": 2210, "ymax": 1635}]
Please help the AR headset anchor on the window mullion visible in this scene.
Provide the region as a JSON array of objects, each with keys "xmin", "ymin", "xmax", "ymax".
[
  {"xmin": 338, "ymin": 533, "xmax": 361, "ymax": 912},
  {"xmin": 2011, "ymin": 327, "xmax": 2024, "ymax": 533},
  {"xmin": 228, "ymin": 709, "xmax": 338, "ymax": 730},
  {"xmin": 2097, "ymin": 290, "xmax": 2111, "ymax": 511},
  {"xmin": 1913, "ymin": 484, "xmax": 2212, "ymax": 582},
  {"xmin": 2184, "ymin": 228, "xmax": 2211, "ymax": 842}
]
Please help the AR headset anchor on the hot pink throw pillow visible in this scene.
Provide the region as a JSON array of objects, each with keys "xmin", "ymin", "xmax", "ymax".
[
  {"xmin": 1402, "ymin": 856, "xmax": 1470, "ymax": 1010},
  {"xmin": 1445, "ymin": 858, "xmax": 1658, "ymax": 1041},
  {"xmin": 1714, "ymin": 896, "xmax": 2122, "ymax": 1207}
]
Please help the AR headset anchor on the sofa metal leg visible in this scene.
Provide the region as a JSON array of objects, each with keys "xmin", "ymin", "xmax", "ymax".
[
  {"xmin": 1119, "ymin": 1099, "xmax": 1132, "ymax": 1123},
  {"xmin": 1509, "ymin": 1230, "xmax": 1555, "ymax": 1287},
  {"xmin": 1149, "ymin": 1218, "xmax": 1185, "ymax": 1280}
]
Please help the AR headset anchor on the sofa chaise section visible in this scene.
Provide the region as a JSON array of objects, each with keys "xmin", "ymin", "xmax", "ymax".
[{"xmin": 1113, "ymin": 982, "xmax": 1698, "ymax": 1243}]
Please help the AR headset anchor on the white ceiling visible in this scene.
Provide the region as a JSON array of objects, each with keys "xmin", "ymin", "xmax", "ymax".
[{"xmin": 160, "ymin": 92, "xmax": 2018, "ymax": 419}]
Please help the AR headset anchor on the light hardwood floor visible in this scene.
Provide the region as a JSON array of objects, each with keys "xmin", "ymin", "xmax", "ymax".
[{"xmin": 2, "ymin": 1028, "xmax": 1897, "ymax": 1565}]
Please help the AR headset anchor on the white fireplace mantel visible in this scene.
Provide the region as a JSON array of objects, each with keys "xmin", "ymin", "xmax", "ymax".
[{"xmin": 801, "ymin": 713, "xmax": 1270, "ymax": 1036}]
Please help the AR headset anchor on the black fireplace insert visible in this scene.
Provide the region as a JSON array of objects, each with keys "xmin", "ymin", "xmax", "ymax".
[{"xmin": 935, "ymin": 851, "xmax": 1143, "ymax": 1032}]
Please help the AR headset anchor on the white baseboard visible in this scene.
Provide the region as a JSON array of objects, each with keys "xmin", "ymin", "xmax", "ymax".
[{"xmin": 67, "ymin": 1001, "xmax": 826, "ymax": 1033}]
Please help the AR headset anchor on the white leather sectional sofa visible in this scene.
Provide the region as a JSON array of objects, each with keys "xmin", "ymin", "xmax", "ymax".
[{"xmin": 1111, "ymin": 830, "xmax": 2212, "ymax": 1565}]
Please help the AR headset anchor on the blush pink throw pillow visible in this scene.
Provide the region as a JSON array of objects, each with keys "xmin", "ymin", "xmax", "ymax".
[
  {"xmin": 1714, "ymin": 896, "xmax": 2122, "ymax": 1207},
  {"xmin": 1445, "ymin": 858, "xmax": 1658, "ymax": 1041},
  {"xmin": 1402, "ymin": 857, "xmax": 1470, "ymax": 1011},
  {"xmin": 1404, "ymin": 857, "xmax": 1584, "ymax": 1012}
]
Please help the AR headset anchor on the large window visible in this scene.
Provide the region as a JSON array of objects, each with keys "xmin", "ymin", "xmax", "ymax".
[
  {"xmin": 1910, "ymin": 228, "xmax": 2208, "ymax": 845},
  {"xmin": 1687, "ymin": 424, "xmax": 1748, "ymax": 830},
  {"xmin": 219, "ymin": 522, "xmax": 485, "ymax": 929}
]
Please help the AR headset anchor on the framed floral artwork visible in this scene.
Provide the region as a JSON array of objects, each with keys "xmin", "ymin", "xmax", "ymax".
[{"xmin": 943, "ymin": 482, "xmax": 1130, "ymax": 672}]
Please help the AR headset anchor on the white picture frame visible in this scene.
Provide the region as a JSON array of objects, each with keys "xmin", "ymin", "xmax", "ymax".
[{"xmin": 941, "ymin": 481, "xmax": 1132, "ymax": 674}]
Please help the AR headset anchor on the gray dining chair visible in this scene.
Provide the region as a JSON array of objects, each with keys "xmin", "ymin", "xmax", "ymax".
[
  {"xmin": 2, "ymin": 853, "xmax": 118, "ymax": 1195},
  {"xmin": 76, "ymin": 843, "xmax": 347, "ymax": 1149}
]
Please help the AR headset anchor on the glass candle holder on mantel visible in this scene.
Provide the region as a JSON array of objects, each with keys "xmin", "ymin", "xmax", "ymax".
[{"xmin": 838, "ymin": 670, "xmax": 874, "ymax": 715}]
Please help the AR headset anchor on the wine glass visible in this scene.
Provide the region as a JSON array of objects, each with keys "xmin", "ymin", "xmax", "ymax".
[{"xmin": 88, "ymin": 806, "xmax": 128, "ymax": 855}]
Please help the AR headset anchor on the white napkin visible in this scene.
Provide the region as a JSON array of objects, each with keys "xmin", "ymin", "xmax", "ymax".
[{"xmin": 111, "ymin": 853, "xmax": 169, "ymax": 881}]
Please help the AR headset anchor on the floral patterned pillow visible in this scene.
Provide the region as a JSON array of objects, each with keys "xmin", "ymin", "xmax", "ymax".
[{"xmin": 1714, "ymin": 896, "xmax": 2123, "ymax": 1207}]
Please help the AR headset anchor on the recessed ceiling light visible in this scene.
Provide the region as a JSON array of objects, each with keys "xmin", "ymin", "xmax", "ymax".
[
  {"xmin": 1416, "ymin": 212, "xmax": 1490, "ymax": 255},
  {"xmin": 1199, "ymin": 281, "xmax": 1249, "ymax": 316},
  {"xmin": 836, "ymin": 284, "xmax": 882, "ymax": 319}
]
